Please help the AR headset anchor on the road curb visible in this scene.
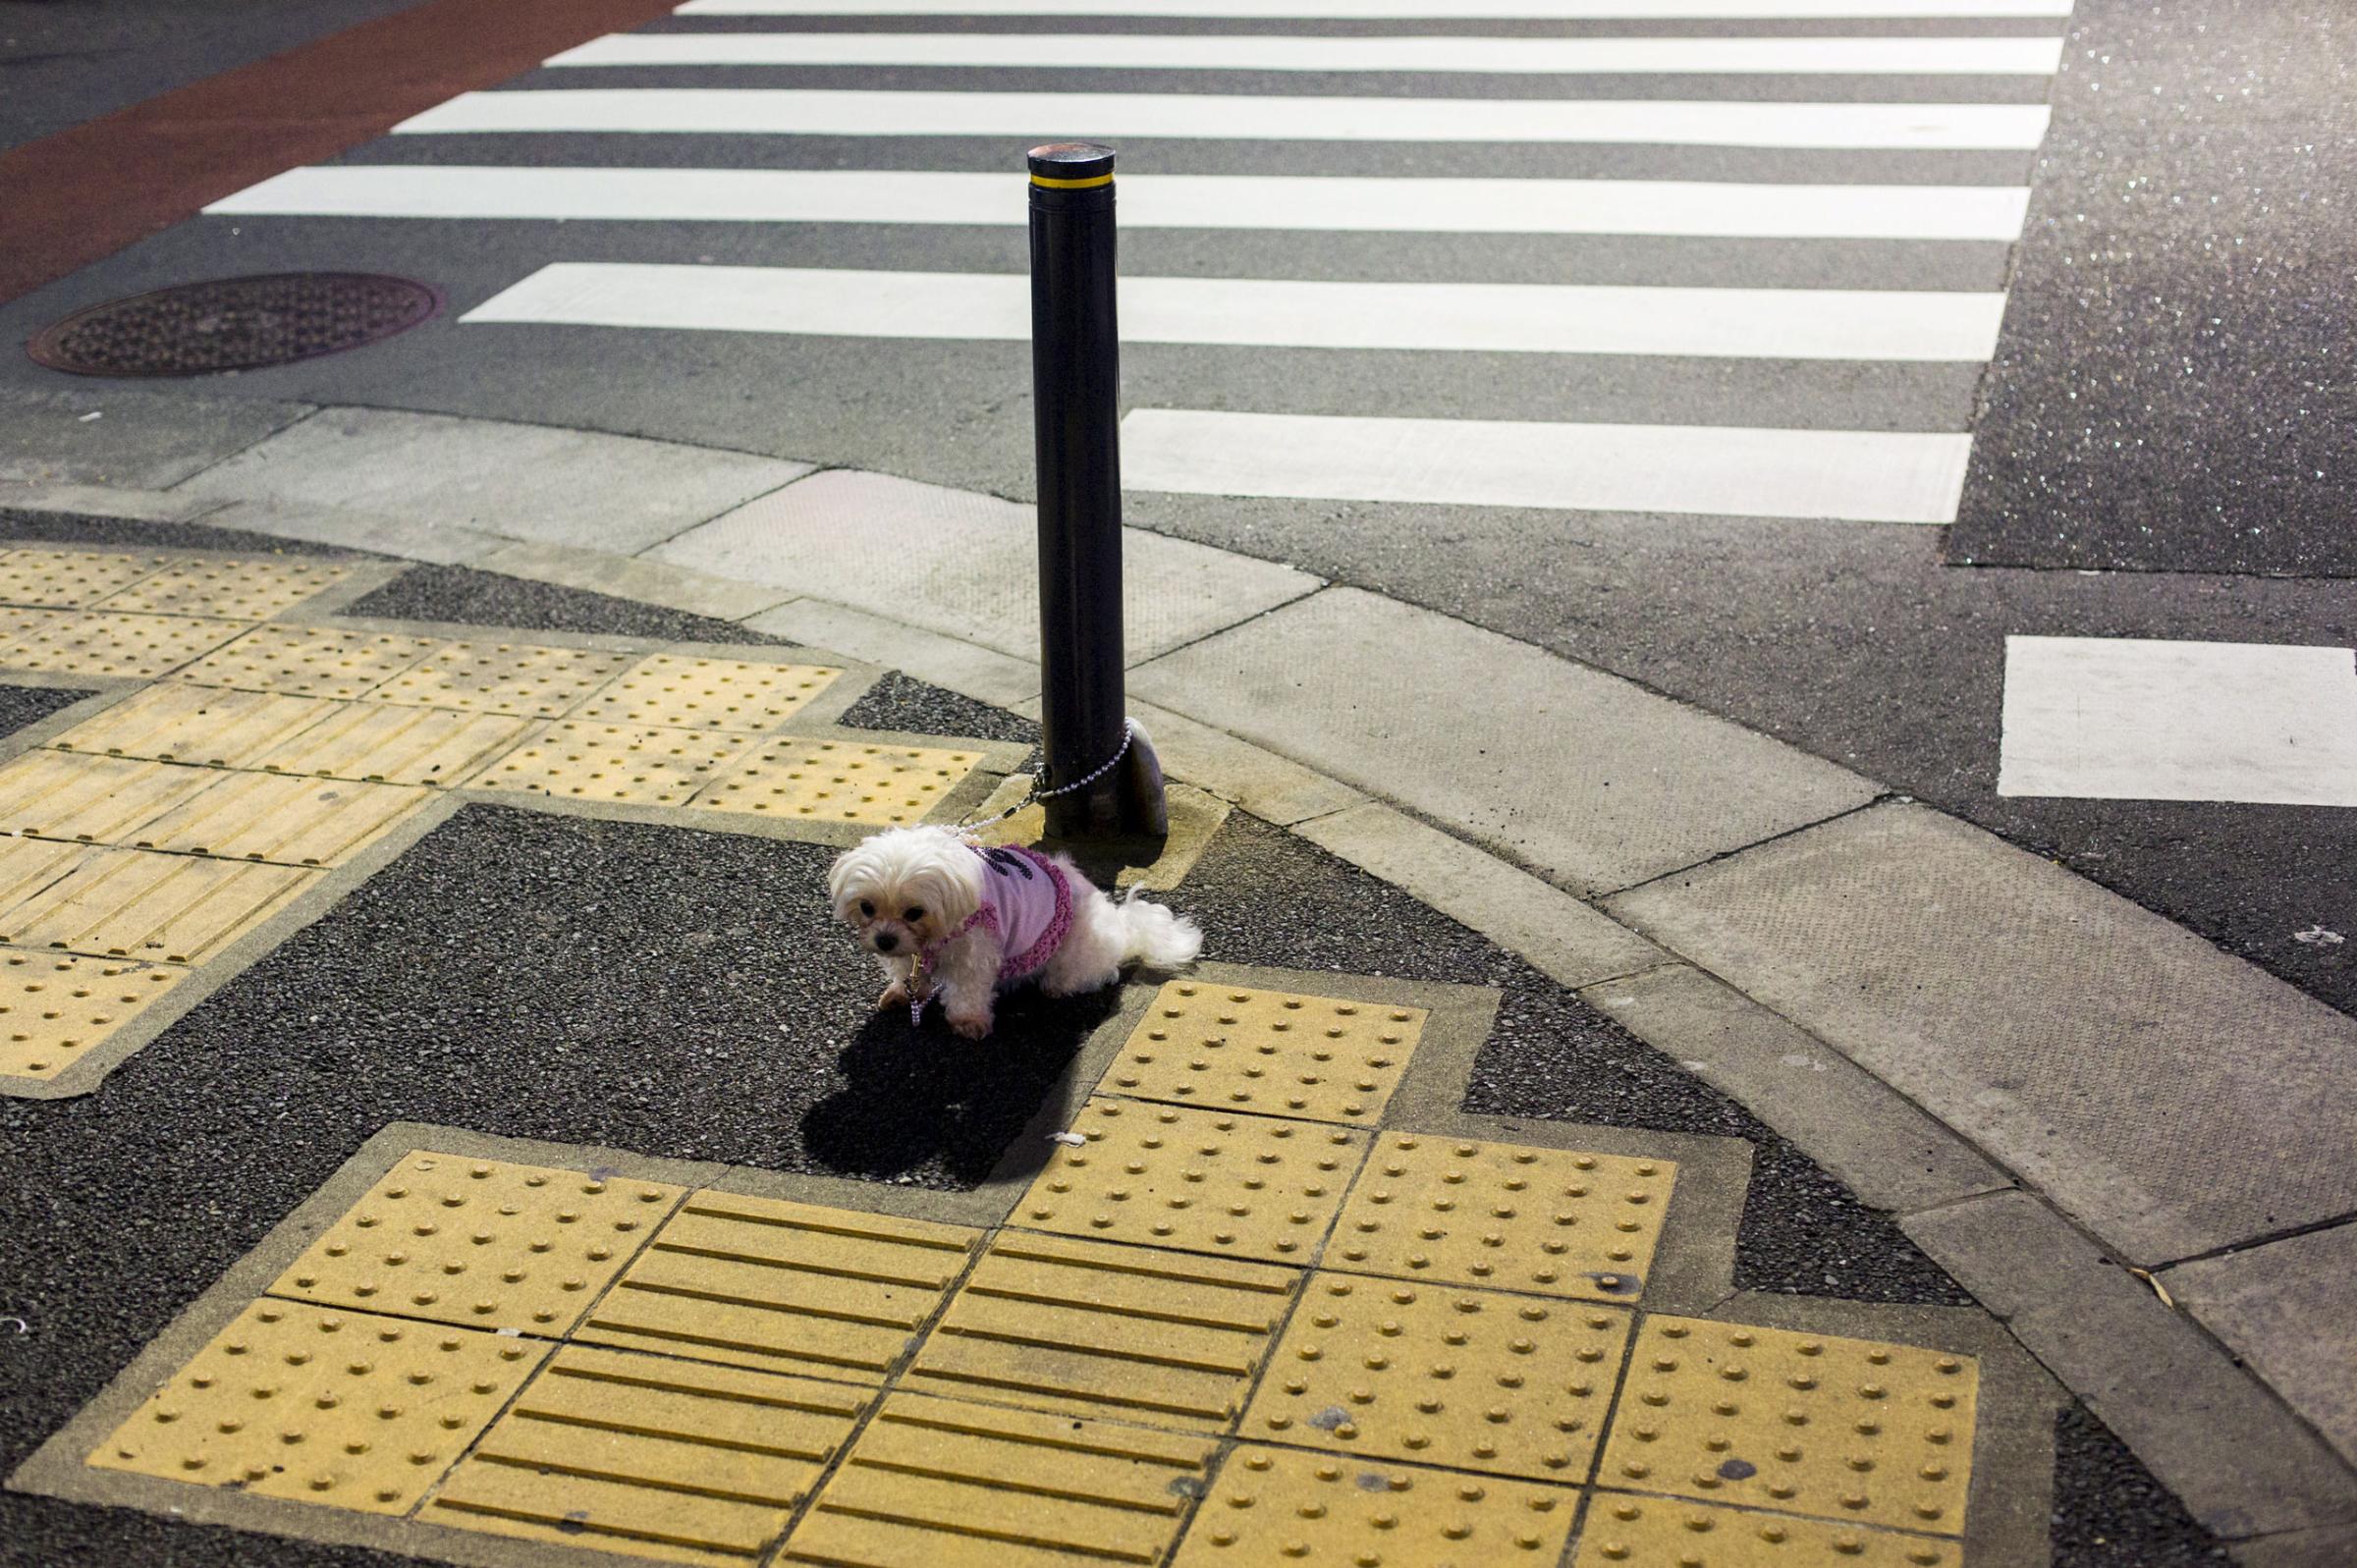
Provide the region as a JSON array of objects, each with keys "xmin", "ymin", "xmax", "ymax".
[{"xmin": 4, "ymin": 407, "xmax": 2353, "ymax": 1549}]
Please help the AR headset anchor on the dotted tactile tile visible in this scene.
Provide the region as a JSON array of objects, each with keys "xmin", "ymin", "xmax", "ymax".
[
  {"xmin": 426, "ymin": 1345, "xmax": 869, "ymax": 1567},
  {"xmin": 247, "ymin": 700, "xmax": 532, "ymax": 787},
  {"xmin": 175, "ymin": 624, "xmax": 443, "ymax": 699},
  {"xmin": 781, "ymin": 1391, "xmax": 1217, "ymax": 1568},
  {"xmin": 0, "ymin": 947, "xmax": 183, "ymax": 1079},
  {"xmin": 1598, "ymin": 1319, "xmax": 1978, "ymax": 1538},
  {"xmin": 1330, "ymin": 1134, "xmax": 1675, "ymax": 1303},
  {"xmin": 86, "ymin": 1298, "xmax": 548, "ymax": 1514},
  {"xmin": 1571, "ymin": 1493, "xmax": 1962, "ymax": 1567},
  {"xmin": 467, "ymin": 721, "xmax": 754, "ymax": 805},
  {"xmin": 1104, "ymin": 981, "xmax": 1427, "ymax": 1125},
  {"xmin": 1240, "ymin": 1271, "xmax": 1634, "ymax": 1483},
  {"xmin": 0, "ymin": 752, "xmax": 223, "ymax": 844},
  {"xmin": 98, "ymin": 557, "xmax": 355, "ymax": 619},
  {"xmin": 905, "ymin": 1231, "xmax": 1297, "ymax": 1433},
  {"xmin": 1016, "ymin": 1098, "xmax": 1368, "ymax": 1265},
  {"xmin": 130, "ymin": 771, "xmax": 432, "ymax": 867},
  {"xmin": 268, "ymin": 1152, "xmax": 685, "ymax": 1336},
  {"xmin": 574, "ymin": 654, "xmax": 844, "ymax": 732},
  {"xmin": 366, "ymin": 640, "xmax": 631, "ymax": 719},
  {"xmin": 0, "ymin": 548, "xmax": 167, "ymax": 608},
  {"xmin": 0, "ymin": 611, "xmax": 245, "ymax": 678},
  {"xmin": 0, "ymin": 606, "xmax": 75, "ymax": 649},
  {"xmin": 688, "ymin": 737, "xmax": 983, "ymax": 826},
  {"xmin": 1170, "ymin": 1443, "xmax": 1577, "ymax": 1567},
  {"xmin": 50, "ymin": 683, "xmax": 338, "ymax": 769},
  {"xmin": 0, "ymin": 846, "xmax": 313, "ymax": 963},
  {"xmin": 577, "ymin": 1193, "xmax": 978, "ymax": 1382}
]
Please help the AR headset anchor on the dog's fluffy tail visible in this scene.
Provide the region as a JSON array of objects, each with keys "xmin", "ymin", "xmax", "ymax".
[{"xmin": 1116, "ymin": 889, "xmax": 1203, "ymax": 971}]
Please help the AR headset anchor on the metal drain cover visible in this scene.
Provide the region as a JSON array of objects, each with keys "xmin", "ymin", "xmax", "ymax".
[{"xmin": 27, "ymin": 272, "xmax": 442, "ymax": 378}]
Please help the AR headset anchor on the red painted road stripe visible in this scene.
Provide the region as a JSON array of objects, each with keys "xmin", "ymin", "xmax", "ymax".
[{"xmin": 0, "ymin": 0, "xmax": 684, "ymax": 306}]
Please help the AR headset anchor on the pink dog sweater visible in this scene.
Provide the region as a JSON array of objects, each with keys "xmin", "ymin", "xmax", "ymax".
[{"xmin": 909, "ymin": 845, "xmax": 1072, "ymax": 1023}]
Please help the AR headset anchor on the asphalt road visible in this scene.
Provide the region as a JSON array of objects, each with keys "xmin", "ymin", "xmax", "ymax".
[{"xmin": 2, "ymin": 0, "xmax": 2350, "ymax": 1030}]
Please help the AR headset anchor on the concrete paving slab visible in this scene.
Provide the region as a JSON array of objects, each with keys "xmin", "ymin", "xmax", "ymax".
[
  {"xmin": 1131, "ymin": 585, "xmax": 1877, "ymax": 895},
  {"xmin": 2166, "ymin": 1221, "xmax": 2357, "ymax": 1471},
  {"xmin": 1583, "ymin": 963, "xmax": 2011, "ymax": 1216},
  {"xmin": 176, "ymin": 406, "xmax": 810, "ymax": 554},
  {"xmin": 1123, "ymin": 697, "xmax": 1362, "ymax": 829},
  {"xmin": 194, "ymin": 497, "xmax": 503, "ymax": 567},
  {"xmin": 654, "ymin": 467, "xmax": 1319, "ymax": 664},
  {"xmin": 0, "ymin": 482, "xmax": 211, "ymax": 524},
  {"xmin": 0, "ymin": 386, "xmax": 312, "ymax": 491},
  {"xmin": 1611, "ymin": 803, "xmax": 2357, "ymax": 1267},
  {"xmin": 1298, "ymin": 800, "xmax": 1665, "ymax": 989},
  {"xmin": 743, "ymin": 595, "xmax": 1040, "ymax": 710},
  {"xmin": 2232, "ymin": 1522, "xmax": 2357, "ymax": 1568},
  {"xmin": 1904, "ymin": 1189, "xmax": 2357, "ymax": 1540},
  {"xmin": 468, "ymin": 538, "xmax": 793, "ymax": 622}
]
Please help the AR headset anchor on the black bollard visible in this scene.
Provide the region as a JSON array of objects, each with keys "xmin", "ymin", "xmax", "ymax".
[{"xmin": 1028, "ymin": 140, "xmax": 1167, "ymax": 841}]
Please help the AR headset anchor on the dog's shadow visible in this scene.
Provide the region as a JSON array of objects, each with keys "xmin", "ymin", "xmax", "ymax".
[{"xmin": 801, "ymin": 986, "xmax": 1122, "ymax": 1187}]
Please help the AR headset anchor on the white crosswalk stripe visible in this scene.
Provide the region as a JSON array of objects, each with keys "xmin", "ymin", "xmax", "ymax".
[
  {"xmin": 212, "ymin": 1, "xmax": 2076, "ymax": 526},
  {"xmin": 461, "ymin": 262, "xmax": 2007, "ymax": 361},
  {"xmin": 393, "ymin": 88, "xmax": 2054, "ymax": 150},
  {"xmin": 208, "ymin": 166, "xmax": 2035, "ymax": 241},
  {"xmin": 547, "ymin": 31, "xmax": 2066, "ymax": 75}
]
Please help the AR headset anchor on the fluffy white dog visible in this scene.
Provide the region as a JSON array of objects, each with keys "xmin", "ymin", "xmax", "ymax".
[{"xmin": 828, "ymin": 824, "xmax": 1202, "ymax": 1038}]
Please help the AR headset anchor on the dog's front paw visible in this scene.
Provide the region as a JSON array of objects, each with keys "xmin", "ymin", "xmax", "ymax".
[
  {"xmin": 948, "ymin": 1008, "xmax": 993, "ymax": 1040},
  {"xmin": 876, "ymin": 980, "xmax": 909, "ymax": 1011}
]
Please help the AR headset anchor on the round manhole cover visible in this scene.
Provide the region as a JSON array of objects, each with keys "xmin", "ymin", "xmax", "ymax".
[{"xmin": 27, "ymin": 272, "xmax": 443, "ymax": 378}]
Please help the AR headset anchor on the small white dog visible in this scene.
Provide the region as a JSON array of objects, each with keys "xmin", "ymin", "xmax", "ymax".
[{"xmin": 828, "ymin": 824, "xmax": 1202, "ymax": 1038}]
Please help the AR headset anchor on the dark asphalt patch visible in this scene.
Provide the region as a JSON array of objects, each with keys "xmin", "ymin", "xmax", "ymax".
[
  {"xmin": 1178, "ymin": 812, "xmax": 1966, "ymax": 1308},
  {"xmin": 0, "ymin": 506, "xmax": 361, "ymax": 557},
  {"xmin": 2050, "ymin": 1405, "xmax": 2234, "ymax": 1568},
  {"xmin": 838, "ymin": 669, "xmax": 1039, "ymax": 747},
  {"xmin": 0, "ymin": 683, "xmax": 89, "ymax": 739},
  {"xmin": 342, "ymin": 560, "xmax": 782, "ymax": 645}
]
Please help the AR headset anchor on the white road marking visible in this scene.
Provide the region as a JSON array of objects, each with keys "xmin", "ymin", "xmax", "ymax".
[
  {"xmin": 208, "ymin": 165, "xmax": 2034, "ymax": 242},
  {"xmin": 1119, "ymin": 407, "xmax": 1973, "ymax": 521},
  {"xmin": 1999, "ymin": 636, "xmax": 2357, "ymax": 807},
  {"xmin": 459, "ymin": 262, "xmax": 2006, "ymax": 362},
  {"xmin": 393, "ymin": 88, "xmax": 2053, "ymax": 149},
  {"xmin": 549, "ymin": 30, "xmax": 2065, "ymax": 76},
  {"xmin": 680, "ymin": 0, "xmax": 2076, "ymax": 17}
]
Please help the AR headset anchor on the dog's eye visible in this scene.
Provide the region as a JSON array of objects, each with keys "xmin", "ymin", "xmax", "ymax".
[
  {"xmin": 904, "ymin": 906, "xmax": 925, "ymax": 922},
  {"xmin": 857, "ymin": 899, "xmax": 874, "ymax": 918}
]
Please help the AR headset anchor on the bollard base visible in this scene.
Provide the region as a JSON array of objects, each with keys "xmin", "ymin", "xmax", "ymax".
[{"xmin": 1042, "ymin": 728, "xmax": 1168, "ymax": 865}]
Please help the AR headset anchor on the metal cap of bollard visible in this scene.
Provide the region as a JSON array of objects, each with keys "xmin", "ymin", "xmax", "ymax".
[{"xmin": 1027, "ymin": 141, "xmax": 1116, "ymax": 188}]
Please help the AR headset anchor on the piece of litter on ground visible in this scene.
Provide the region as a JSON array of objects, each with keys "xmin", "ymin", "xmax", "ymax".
[
  {"xmin": 2127, "ymin": 1267, "xmax": 2176, "ymax": 1309},
  {"xmin": 77, "ymin": 410, "xmax": 102, "ymax": 423},
  {"xmin": 1047, "ymin": 1131, "xmax": 1086, "ymax": 1148},
  {"xmin": 2293, "ymin": 926, "xmax": 2345, "ymax": 946},
  {"xmin": 1, "ymin": 1317, "xmax": 28, "ymax": 1334}
]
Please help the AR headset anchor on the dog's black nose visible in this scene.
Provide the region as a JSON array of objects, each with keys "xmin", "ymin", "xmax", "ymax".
[{"xmin": 873, "ymin": 931, "xmax": 899, "ymax": 952}]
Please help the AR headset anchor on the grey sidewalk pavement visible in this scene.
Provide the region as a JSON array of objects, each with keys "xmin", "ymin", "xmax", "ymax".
[{"xmin": 5, "ymin": 386, "xmax": 2356, "ymax": 1558}]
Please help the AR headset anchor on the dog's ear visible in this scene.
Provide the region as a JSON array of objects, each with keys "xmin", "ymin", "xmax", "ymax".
[{"xmin": 826, "ymin": 840, "xmax": 866, "ymax": 906}]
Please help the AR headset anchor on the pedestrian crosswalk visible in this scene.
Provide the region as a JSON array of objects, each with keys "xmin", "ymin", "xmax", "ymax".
[{"xmin": 201, "ymin": 1, "xmax": 2073, "ymax": 527}]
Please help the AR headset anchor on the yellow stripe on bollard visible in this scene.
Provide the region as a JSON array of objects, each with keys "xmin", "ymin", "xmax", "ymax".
[{"xmin": 1029, "ymin": 171, "xmax": 1112, "ymax": 189}]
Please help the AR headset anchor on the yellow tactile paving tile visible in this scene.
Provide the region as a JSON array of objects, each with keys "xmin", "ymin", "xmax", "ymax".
[
  {"xmin": 574, "ymin": 654, "xmax": 844, "ymax": 731},
  {"xmin": 1103, "ymin": 980, "xmax": 1427, "ymax": 1125},
  {"xmin": 0, "ymin": 947, "xmax": 183, "ymax": 1079},
  {"xmin": 247, "ymin": 700, "xmax": 532, "ymax": 787},
  {"xmin": 0, "ymin": 610, "xmax": 246, "ymax": 678},
  {"xmin": 688, "ymin": 737, "xmax": 983, "ymax": 826},
  {"xmin": 1330, "ymin": 1134, "xmax": 1676, "ymax": 1303},
  {"xmin": 366, "ymin": 640, "xmax": 632, "ymax": 719},
  {"xmin": 780, "ymin": 1391, "xmax": 1217, "ymax": 1568},
  {"xmin": 49, "ymin": 683, "xmax": 338, "ymax": 768},
  {"xmin": 1016, "ymin": 1097, "xmax": 1366, "ymax": 1264},
  {"xmin": 1598, "ymin": 1318, "xmax": 1978, "ymax": 1538},
  {"xmin": 904, "ymin": 1231, "xmax": 1297, "ymax": 1433},
  {"xmin": 0, "ymin": 835, "xmax": 84, "ymax": 907},
  {"xmin": 576, "ymin": 1193, "xmax": 978, "ymax": 1382},
  {"xmin": 425, "ymin": 1345, "xmax": 868, "ymax": 1567},
  {"xmin": 0, "ymin": 605, "xmax": 74, "ymax": 649},
  {"xmin": 176, "ymin": 624, "xmax": 443, "ymax": 699},
  {"xmin": 87, "ymin": 1298, "xmax": 548, "ymax": 1514},
  {"xmin": 0, "ymin": 846, "xmax": 313, "ymax": 963},
  {"xmin": 467, "ymin": 720, "xmax": 754, "ymax": 805},
  {"xmin": 97, "ymin": 556, "xmax": 354, "ymax": 619},
  {"xmin": 1571, "ymin": 1493, "xmax": 1962, "ymax": 1567},
  {"xmin": 1170, "ymin": 1443, "xmax": 1577, "ymax": 1567},
  {"xmin": 0, "ymin": 548, "xmax": 168, "ymax": 607},
  {"xmin": 269, "ymin": 1152, "xmax": 685, "ymax": 1336},
  {"xmin": 0, "ymin": 752, "xmax": 221, "ymax": 844},
  {"xmin": 131, "ymin": 771, "xmax": 432, "ymax": 867},
  {"xmin": 1240, "ymin": 1271, "xmax": 1634, "ymax": 1483}
]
